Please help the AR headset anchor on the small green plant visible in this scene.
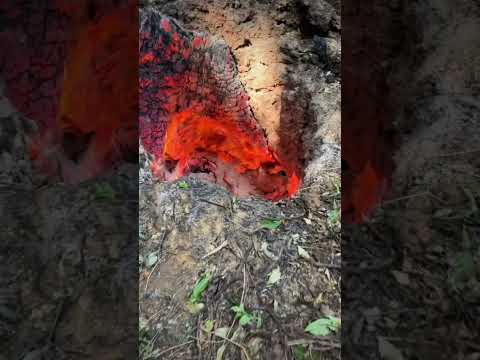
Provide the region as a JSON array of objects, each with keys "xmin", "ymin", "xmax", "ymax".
[
  {"xmin": 447, "ymin": 224, "xmax": 479, "ymax": 293},
  {"xmin": 292, "ymin": 344, "xmax": 322, "ymax": 360},
  {"xmin": 177, "ymin": 180, "xmax": 189, "ymax": 189},
  {"xmin": 187, "ymin": 273, "xmax": 212, "ymax": 314},
  {"xmin": 94, "ymin": 183, "xmax": 116, "ymax": 201},
  {"xmin": 325, "ymin": 175, "xmax": 341, "ymax": 230},
  {"xmin": 260, "ymin": 218, "xmax": 282, "ymax": 230},
  {"xmin": 305, "ymin": 316, "xmax": 340, "ymax": 336},
  {"xmin": 189, "ymin": 273, "xmax": 212, "ymax": 304},
  {"xmin": 293, "ymin": 345, "xmax": 306, "ymax": 360},
  {"xmin": 448, "ymin": 250, "xmax": 477, "ymax": 292},
  {"xmin": 231, "ymin": 303, "xmax": 261, "ymax": 327},
  {"xmin": 202, "ymin": 319, "xmax": 215, "ymax": 334},
  {"xmin": 333, "ymin": 180, "xmax": 340, "ymax": 196},
  {"xmin": 327, "ymin": 208, "xmax": 340, "ymax": 227},
  {"xmin": 139, "ymin": 319, "xmax": 161, "ymax": 360}
]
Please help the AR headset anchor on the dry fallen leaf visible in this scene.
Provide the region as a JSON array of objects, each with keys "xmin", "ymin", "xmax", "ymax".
[
  {"xmin": 298, "ymin": 246, "xmax": 311, "ymax": 260},
  {"xmin": 391, "ymin": 270, "xmax": 410, "ymax": 286},
  {"xmin": 378, "ymin": 337, "xmax": 404, "ymax": 360}
]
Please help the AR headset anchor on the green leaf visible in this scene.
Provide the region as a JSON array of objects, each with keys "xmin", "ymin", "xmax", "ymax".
[
  {"xmin": 327, "ymin": 209, "xmax": 339, "ymax": 224},
  {"xmin": 260, "ymin": 218, "xmax": 282, "ymax": 230},
  {"xmin": 231, "ymin": 303, "xmax": 260, "ymax": 327},
  {"xmin": 202, "ymin": 319, "xmax": 214, "ymax": 333},
  {"xmin": 189, "ymin": 273, "xmax": 212, "ymax": 304},
  {"xmin": 145, "ymin": 252, "xmax": 158, "ymax": 268},
  {"xmin": 267, "ymin": 267, "xmax": 282, "ymax": 285},
  {"xmin": 178, "ymin": 180, "xmax": 189, "ymax": 189},
  {"xmin": 293, "ymin": 345, "xmax": 306, "ymax": 360},
  {"xmin": 186, "ymin": 302, "xmax": 205, "ymax": 314},
  {"xmin": 305, "ymin": 316, "xmax": 340, "ymax": 336},
  {"xmin": 239, "ymin": 313, "xmax": 253, "ymax": 326},
  {"xmin": 231, "ymin": 304, "xmax": 244, "ymax": 316},
  {"xmin": 94, "ymin": 183, "xmax": 116, "ymax": 200},
  {"xmin": 448, "ymin": 251, "xmax": 476, "ymax": 291},
  {"xmin": 256, "ymin": 315, "xmax": 262, "ymax": 328}
]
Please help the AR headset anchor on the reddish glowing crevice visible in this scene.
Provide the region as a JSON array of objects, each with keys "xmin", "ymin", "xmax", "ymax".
[{"xmin": 157, "ymin": 108, "xmax": 299, "ymax": 200}]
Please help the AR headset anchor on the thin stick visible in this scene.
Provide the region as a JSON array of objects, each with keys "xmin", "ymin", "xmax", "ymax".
[
  {"xmin": 314, "ymin": 262, "xmax": 341, "ymax": 269},
  {"xmin": 202, "ymin": 240, "xmax": 228, "ymax": 259},
  {"xmin": 222, "ymin": 264, "xmax": 248, "ymax": 352},
  {"xmin": 144, "ymin": 257, "xmax": 160, "ymax": 294},
  {"xmin": 156, "ymin": 340, "xmax": 195, "ymax": 357},
  {"xmin": 221, "ymin": 336, "xmax": 252, "ymax": 360},
  {"xmin": 432, "ymin": 149, "xmax": 480, "ymax": 158},
  {"xmin": 241, "ymin": 263, "xmax": 247, "ymax": 305},
  {"xmin": 381, "ymin": 191, "xmax": 445, "ymax": 205},
  {"xmin": 199, "ymin": 198, "xmax": 228, "ymax": 209},
  {"xmin": 197, "ymin": 336, "xmax": 252, "ymax": 360},
  {"xmin": 287, "ymin": 339, "xmax": 340, "ymax": 348},
  {"xmin": 49, "ymin": 299, "xmax": 65, "ymax": 342}
]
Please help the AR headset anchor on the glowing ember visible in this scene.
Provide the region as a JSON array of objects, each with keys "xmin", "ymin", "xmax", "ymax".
[
  {"xmin": 342, "ymin": 71, "xmax": 394, "ymax": 223},
  {"xmin": 139, "ymin": 9, "xmax": 300, "ymax": 200}
]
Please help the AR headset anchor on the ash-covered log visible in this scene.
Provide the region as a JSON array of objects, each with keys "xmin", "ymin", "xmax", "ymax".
[{"xmin": 139, "ymin": 8, "xmax": 300, "ymax": 200}]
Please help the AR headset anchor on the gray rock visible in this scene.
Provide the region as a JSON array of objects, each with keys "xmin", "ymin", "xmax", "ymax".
[{"xmin": 300, "ymin": 0, "xmax": 338, "ymax": 33}]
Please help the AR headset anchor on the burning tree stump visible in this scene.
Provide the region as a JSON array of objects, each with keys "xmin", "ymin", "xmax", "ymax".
[{"xmin": 139, "ymin": 8, "xmax": 301, "ymax": 200}]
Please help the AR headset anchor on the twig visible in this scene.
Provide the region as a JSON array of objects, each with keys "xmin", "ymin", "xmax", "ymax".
[
  {"xmin": 49, "ymin": 299, "xmax": 65, "ymax": 342},
  {"xmin": 287, "ymin": 339, "xmax": 340, "ymax": 348},
  {"xmin": 344, "ymin": 258, "xmax": 394, "ymax": 274},
  {"xmin": 381, "ymin": 191, "xmax": 445, "ymax": 205},
  {"xmin": 227, "ymin": 265, "xmax": 248, "ymax": 338},
  {"xmin": 286, "ymin": 211, "xmax": 307, "ymax": 220},
  {"xmin": 432, "ymin": 149, "xmax": 480, "ymax": 158},
  {"xmin": 222, "ymin": 264, "xmax": 248, "ymax": 353},
  {"xmin": 144, "ymin": 257, "xmax": 161, "ymax": 294},
  {"xmin": 312, "ymin": 345, "xmax": 341, "ymax": 352},
  {"xmin": 463, "ymin": 340, "xmax": 480, "ymax": 351},
  {"xmin": 224, "ymin": 337, "xmax": 252, "ymax": 360},
  {"xmin": 314, "ymin": 261, "xmax": 341, "ymax": 269},
  {"xmin": 202, "ymin": 240, "xmax": 228, "ymax": 259},
  {"xmin": 144, "ymin": 231, "xmax": 170, "ymax": 294},
  {"xmin": 241, "ymin": 263, "xmax": 247, "ymax": 305},
  {"xmin": 63, "ymin": 348, "xmax": 90, "ymax": 356},
  {"xmin": 199, "ymin": 198, "xmax": 228, "ymax": 209},
  {"xmin": 157, "ymin": 340, "xmax": 195, "ymax": 357},
  {"xmin": 197, "ymin": 336, "xmax": 252, "ymax": 360}
]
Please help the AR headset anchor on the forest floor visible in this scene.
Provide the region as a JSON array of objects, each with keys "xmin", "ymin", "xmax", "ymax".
[{"xmin": 342, "ymin": 1, "xmax": 480, "ymax": 359}]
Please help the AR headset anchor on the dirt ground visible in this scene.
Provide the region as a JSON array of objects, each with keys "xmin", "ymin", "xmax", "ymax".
[
  {"xmin": 343, "ymin": 1, "xmax": 480, "ymax": 359},
  {"xmin": 0, "ymin": 87, "xmax": 139, "ymax": 359},
  {"xmin": 139, "ymin": 170, "xmax": 340, "ymax": 359},
  {"xmin": 139, "ymin": 0, "xmax": 341, "ymax": 359}
]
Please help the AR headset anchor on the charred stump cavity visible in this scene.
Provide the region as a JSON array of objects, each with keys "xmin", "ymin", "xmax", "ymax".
[{"xmin": 139, "ymin": 8, "xmax": 303, "ymax": 201}]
